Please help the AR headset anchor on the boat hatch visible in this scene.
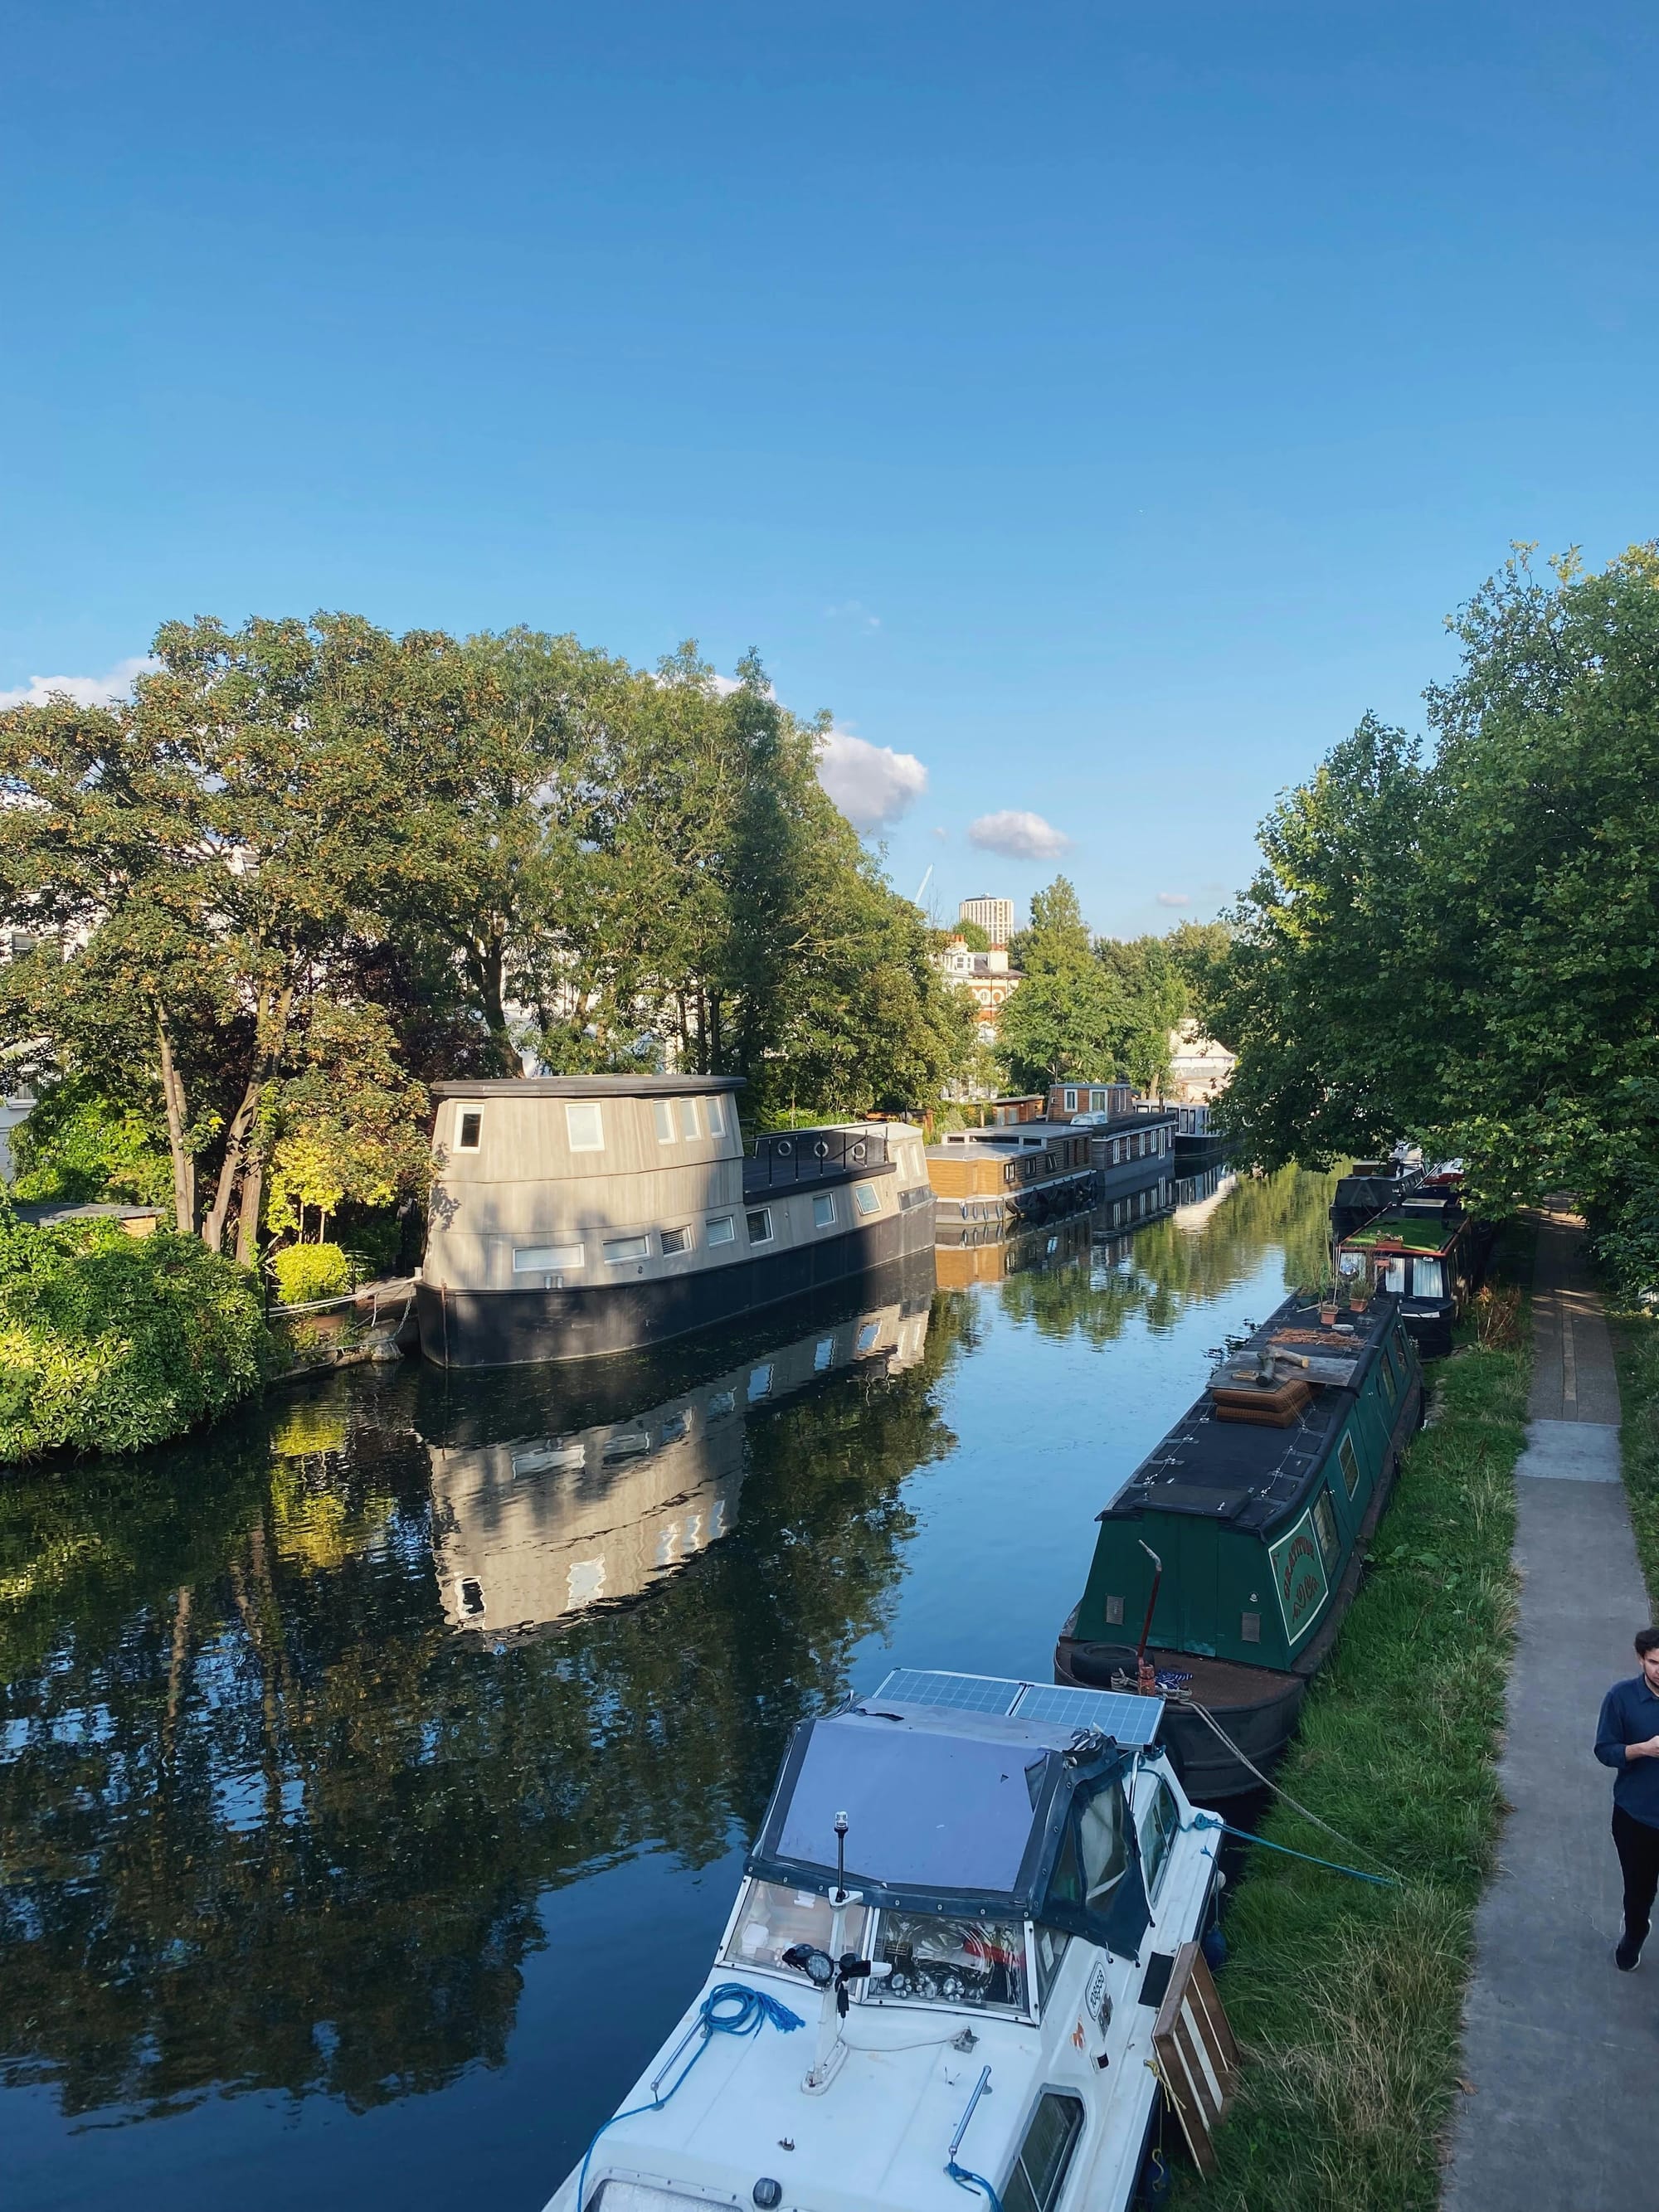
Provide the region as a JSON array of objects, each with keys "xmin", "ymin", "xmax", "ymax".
[{"xmin": 747, "ymin": 1670, "xmax": 1162, "ymax": 1959}]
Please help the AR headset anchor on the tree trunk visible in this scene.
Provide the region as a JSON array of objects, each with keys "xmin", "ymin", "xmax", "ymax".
[
  {"xmin": 156, "ymin": 1013, "xmax": 196, "ymax": 1234},
  {"xmin": 203, "ymin": 984, "xmax": 293, "ymax": 1254},
  {"xmin": 235, "ymin": 1154, "xmax": 265, "ymax": 1267}
]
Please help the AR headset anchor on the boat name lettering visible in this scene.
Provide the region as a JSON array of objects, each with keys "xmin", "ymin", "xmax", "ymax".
[{"xmin": 1268, "ymin": 1510, "xmax": 1331, "ymax": 1646}]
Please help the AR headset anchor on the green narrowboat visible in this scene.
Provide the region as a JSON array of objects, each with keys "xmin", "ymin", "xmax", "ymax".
[
  {"xmin": 1055, "ymin": 1289, "xmax": 1423, "ymax": 1801},
  {"xmin": 1336, "ymin": 1179, "xmax": 1494, "ymax": 1359}
]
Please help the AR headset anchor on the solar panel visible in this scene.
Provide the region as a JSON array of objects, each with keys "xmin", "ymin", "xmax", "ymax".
[{"xmin": 871, "ymin": 1669, "xmax": 1164, "ymax": 1747}]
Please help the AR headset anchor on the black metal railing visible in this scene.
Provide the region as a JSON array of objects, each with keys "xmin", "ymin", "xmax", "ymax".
[{"xmin": 750, "ymin": 1126, "xmax": 891, "ymax": 1185}]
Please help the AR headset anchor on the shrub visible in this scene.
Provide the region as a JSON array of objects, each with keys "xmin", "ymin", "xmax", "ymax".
[
  {"xmin": 269, "ymin": 1242, "xmax": 353, "ymax": 1306},
  {"xmin": 0, "ymin": 1203, "xmax": 270, "ymax": 1461}
]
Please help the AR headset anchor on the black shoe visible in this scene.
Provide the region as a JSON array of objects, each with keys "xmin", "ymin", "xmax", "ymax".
[{"xmin": 1615, "ymin": 1932, "xmax": 1645, "ymax": 1972}]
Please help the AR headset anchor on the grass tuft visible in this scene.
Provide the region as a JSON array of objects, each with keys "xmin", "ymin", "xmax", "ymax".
[{"xmin": 1175, "ymin": 1310, "xmax": 1530, "ymax": 2212}]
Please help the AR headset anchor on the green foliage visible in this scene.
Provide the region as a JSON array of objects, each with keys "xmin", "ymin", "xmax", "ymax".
[
  {"xmin": 269, "ymin": 1242, "xmax": 353, "ymax": 1306},
  {"xmin": 1610, "ymin": 1313, "xmax": 1659, "ymax": 1612},
  {"xmin": 953, "ymin": 917, "xmax": 991, "ymax": 952},
  {"xmin": 1179, "ymin": 1293, "xmax": 1531, "ymax": 2212},
  {"xmin": 1096, "ymin": 931, "xmax": 1188, "ymax": 1092},
  {"xmin": 1213, "ymin": 547, "xmax": 1659, "ymax": 1231},
  {"xmin": 1000, "ymin": 875, "xmax": 1130, "ymax": 1090},
  {"xmin": 0, "ymin": 1202, "xmax": 269, "ymax": 1461},
  {"xmin": 8, "ymin": 1075, "xmax": 173, "ymax": 1208}
]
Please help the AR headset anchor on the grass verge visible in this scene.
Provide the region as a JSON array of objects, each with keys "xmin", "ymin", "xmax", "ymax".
[
  {"xmin": 1174, "ymin": 1300, "xmax": 1531, "ymax": 2211},
  {"xmin": 1608, "ymin": 1313, "xmax": 1659, "ymax": 1611}
]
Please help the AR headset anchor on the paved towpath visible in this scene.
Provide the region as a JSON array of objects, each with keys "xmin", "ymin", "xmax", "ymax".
[{"xmin": 1443, "ymin": 1213, "xmax": 1656, "ymax": 2209}]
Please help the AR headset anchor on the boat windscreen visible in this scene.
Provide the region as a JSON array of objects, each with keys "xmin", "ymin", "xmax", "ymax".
[{"xmin": 775, "ymin": 1715, "xmax": 1047, "ymax": 1896}]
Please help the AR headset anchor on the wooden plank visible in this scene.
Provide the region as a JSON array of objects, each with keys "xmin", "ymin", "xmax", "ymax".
[{"xmin": 1151, "ymin": 1941, "xmax": 1238, "ymax": 2178}]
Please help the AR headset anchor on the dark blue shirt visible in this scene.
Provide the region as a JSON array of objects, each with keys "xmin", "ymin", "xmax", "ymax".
[{"xmin": 1594, "ymin": 1675, "xmax": 1659, "ymax": 1828}]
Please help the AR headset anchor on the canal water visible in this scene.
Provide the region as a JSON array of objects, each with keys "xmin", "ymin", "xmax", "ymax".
[{"xmin": 1, "ymin": 1166, "xmax": 1335, "ymax": 2212}]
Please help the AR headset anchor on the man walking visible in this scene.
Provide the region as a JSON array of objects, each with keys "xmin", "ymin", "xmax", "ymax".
[{"xmin": 1595, "ymin": 1627, "xmax": 1659, "ymax": 1971}]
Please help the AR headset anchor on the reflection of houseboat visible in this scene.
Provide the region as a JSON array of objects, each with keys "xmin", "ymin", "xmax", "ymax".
[
  {"xmin": 416, "ymin": 1077, "xmax": 935, "ymax": 1368},
  {"xmin": 1336, "ymin": 1179, "xmax": 1494, "ymax": 1360},
  {"xmin": 1055, "ymin": 1291, "xmax": 1423, "ymax": 1800},
  {"xmin": 428, "ymin": 1282, "xmax": 932, "ymax": 1639},
  {"xmin": 547, "ymin": 1670, "xmax": 1227, "ymax": 2212},
  {"xmin": 934, "ymin": 1202, "xmax": 1099, "ymax": 1287},
  {"xmin": 1170, "ymin": 1166, "xmax": 1238, "ymax": 1232}
]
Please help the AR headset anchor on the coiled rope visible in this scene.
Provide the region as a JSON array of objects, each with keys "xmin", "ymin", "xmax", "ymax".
[{"xmin": 576, "ymin": 1982, "xmax": 805, "ymax": 2210}]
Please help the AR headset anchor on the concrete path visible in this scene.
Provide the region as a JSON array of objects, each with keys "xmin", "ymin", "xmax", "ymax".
[{"xmin": 1443, "ymin": 1213, "xmax": 1657, "ymax": 2210}]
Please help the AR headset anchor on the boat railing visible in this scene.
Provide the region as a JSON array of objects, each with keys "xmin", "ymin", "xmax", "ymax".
[{"xmin": 750, "ymin": 1126, "xmax": 891, "ymax": 1184}]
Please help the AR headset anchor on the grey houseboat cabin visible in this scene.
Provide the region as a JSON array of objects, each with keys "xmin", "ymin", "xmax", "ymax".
[{"xmin": 415, "ymin": 1077, "xmax": 936, "ymax": 1368}]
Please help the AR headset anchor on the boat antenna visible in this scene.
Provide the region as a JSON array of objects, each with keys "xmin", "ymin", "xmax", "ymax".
[
  {"xmin": 833, "ymin": 1810, "xmax": 849, "ymax": 1904},
  {"xmin": 1135, "ymin": 1540, "xmax": 1163, "ymax": 1695}
]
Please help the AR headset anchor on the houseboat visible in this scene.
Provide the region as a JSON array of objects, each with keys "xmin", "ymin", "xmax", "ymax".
[
  {"xmin": 426, "ymin": 1268, "xmax": 933, "ymax": 1641},
  {"xmin": 1330, "ymin": 1154, "xmax": 1424, "ymax": 1240},
  {"xmin": 416, "ymin": 1077, "xmax": 936, "ymax": 1369},
  {"xmin": 926, "ymin": 1121, "xmax": 1102, "ymax": 1238},
  {"xmin": 1336, "ymin": 1180, "xmax": 1495, "ymax": 1359},
  {"xmin": 1055, "ymin": 1291, "xmax": 1423, "ymax": 1800},
  {"xmin": 1142, "ymin": 1101, "xmax": 1228, "ymax": 1165},
  {"xmin": 545, "ymin": 1669, "xmax": 1225, "ymax": 2212},
  {"xmin": 1047, "ymin": 1081, "xmax": 1136, "ymax": 1122}
]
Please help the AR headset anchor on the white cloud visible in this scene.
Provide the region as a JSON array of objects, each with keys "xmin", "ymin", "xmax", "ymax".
[
  {"xmin": 1157, "ymin": 890, "xmax": 1191, "ymax": 907},
  {"xmin": 816, "ymin": 728, "xmax": 927, "ymax": 831},
  {"xmin": 825, "ymin": 600, "xmax": 881, "ymax": 630},
  {"xmin": 967, "ymin": 809, "xmax": 1072, "ymax": 861},
  {"xmin": 0, "ymin": 654, "xmax": 155, "ymax": 712},
  {"xmin": 932, "ymin": 824, "xmax": 949, "ymax": 841}
]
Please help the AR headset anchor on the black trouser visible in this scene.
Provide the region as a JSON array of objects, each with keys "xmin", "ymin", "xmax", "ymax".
[{"xmin": 1613, "ymin": 1806, "xmax": 1659, "ymax": 1943}]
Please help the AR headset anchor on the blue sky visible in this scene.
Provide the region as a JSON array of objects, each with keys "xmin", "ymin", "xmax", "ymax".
[{"xmin": 3, "ymin": 2, "xmax": 1657, "ymax": 936}]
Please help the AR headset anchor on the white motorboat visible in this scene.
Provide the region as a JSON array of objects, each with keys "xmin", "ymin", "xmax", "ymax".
[{"xmin": 547, "ymin": 1669, "xmax": 1224, "ymax": 2212}]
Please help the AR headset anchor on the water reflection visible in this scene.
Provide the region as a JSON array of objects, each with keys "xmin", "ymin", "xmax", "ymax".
[{"xmin": 1, "ymin": 1169, "xmax": 1338, "ymax": 2211}]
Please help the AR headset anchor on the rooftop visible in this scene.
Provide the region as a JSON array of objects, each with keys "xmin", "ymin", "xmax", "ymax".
[
  {"xmin": 431, "ymin": 1074, "xmax": 746, "ymax": 1099},
  {"xmin": 1342, "ymin": 1212, "xmax": 1460, "ymax": 1257}
]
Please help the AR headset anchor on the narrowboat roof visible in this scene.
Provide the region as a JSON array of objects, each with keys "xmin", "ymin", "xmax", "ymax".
[
  {"xmin": 1341, "ymin": 1212, "xmax": 1460, "ymax": 1257},
  {"xmin": 1102, "ymin": 1291, "xmax": 1404, "ymax": 1537},
  {"xmin": 431, "ymin": 1075, "xmax": 747, "ymax": 1099}
]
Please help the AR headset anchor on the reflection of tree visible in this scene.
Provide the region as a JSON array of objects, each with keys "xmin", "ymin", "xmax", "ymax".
[
  {"xmin": 994, "ymin": 1167, "xmax": 1340, "ymax": 1347},
  {"xmin": 0, "ymin": 1298, "xmax": 960, "ymax": 2123}
]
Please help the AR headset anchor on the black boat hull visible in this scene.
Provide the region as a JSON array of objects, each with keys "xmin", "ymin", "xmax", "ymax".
[{"xmin": 1053, "ymin": 1639, "xmax": 1306, "ymax": 1802}]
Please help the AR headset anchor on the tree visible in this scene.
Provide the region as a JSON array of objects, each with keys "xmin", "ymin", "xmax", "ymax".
[
  {"xmin": 999, "ymin": 876, "xmax": 1130, "ymax": 1091},
  {"xmin": 953, "ymin": 918, "xmax": 990, "ymax": 952},
  {"xmin": 1096, "ymin": 934, "xmax": 1188, "ymax": 1094}
]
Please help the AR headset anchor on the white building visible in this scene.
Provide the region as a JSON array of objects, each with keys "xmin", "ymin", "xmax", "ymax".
[
  {"xmin": 1165, "ymin": 1018, "xmax": 1235, "ymax": 1101},
  {"xmin": 958, "ymin": 895, "xmax": 1014, "ymax": 948}
]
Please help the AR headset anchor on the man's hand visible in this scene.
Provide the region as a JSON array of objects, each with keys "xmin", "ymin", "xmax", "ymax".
[{"xmin": 1628, "ymin": 1733, "xmax": 1659, "ymax": 1760}]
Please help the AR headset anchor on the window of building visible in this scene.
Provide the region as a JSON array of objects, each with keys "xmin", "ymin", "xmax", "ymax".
[
  {"xmin": 1312, "ymin": 1486, "xmax": 1341, "ymax": 1569},
  {"xmin": 660, "ymin": 1226, "xmax": 693, "ymax": 1256},
  {"xmin": 854, "ymin": 1180, "xmax": 880, "ymax": 1216},
  {"xmin": 566, "ymin": 1102, "xmax": 604, "ymax": 1152},
  {"xmin": 456, "ymin": 1110, "xmax": 482, "ymax": 1151},
  {"xmin": 653, "ymin": 1099, "xmax": 676, "ymax": 1142},
  {"xmin": 857, "ymin": 1320, "xmax": 880, "ymax": 1353},
  {"xmin": 706, "ymin": 1215, "xmax": 737, "ymax": 1246},
  {"xmin": 602, "ymin": 1232, "xmax": 651, "ymax": 1263},
  {"xmin": 747, "ymin": 1208, "xmax": 774, "ymax": 1244},
  {"xmin": 1338, "ymin": 1432, "xmax": 1362, "ymax": 1499},
  {"xmin": 1002, "ymin": 2092, "xmax": 1085, "ymax": 2212},
  {"xmin": 706, "ymin": 1094, "xmax": 727, "ymax": 1138},
  {"xmin": 678, "ymin": 1096, "xmax": 699, "ymax": 1140},
  {"xmin": 513, "ymin": 1243, "xmax": 584, "ymax": 1273},
  {"xmin": 1063, "ymin": 1087, "xmax": 1078, "ymax": 1112},
  {"xmin": 812, "ymin": 1193, "xmax": 838, "ymax": 1230},
  {"xmin": 1140, "ymin": 1780, "xmax": 1180, "ymax": 1898},
  {"xmin": 813, "ymin": 1335, "xmax": 835, "ymax": 1371}
]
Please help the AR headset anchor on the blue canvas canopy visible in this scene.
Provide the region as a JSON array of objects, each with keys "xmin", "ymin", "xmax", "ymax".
[{"xmin": 747, "ymin": 1672, "xmax": 1160, "ymax": 1959}]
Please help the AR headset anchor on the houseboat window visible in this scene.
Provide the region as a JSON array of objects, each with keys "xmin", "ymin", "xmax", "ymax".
[
  {"xmin": 513, "ymin": 1242, "xmax": 584, "ymax": 1273},
  {"xmin": 678, "ymin": 1097, "xmax": 699, "ymax": 1140},
  {"xmin": 460, "ymin": 1578, "xmax": 485, "ymax": 1616},
  {"xmin": 854, "ymin": 1181, "xmax": 880, "ymax": 1216},
  {"xmin": 707, "ymin": 1389, "xmax": 737, "ymax": 1417},
  {"xmin": 660, "ymin": 1225, "xmax": 693, "ymax": 1256},
  {"xmin": 724, "ymin": 1882, "xmax": 868, "ymax": 1975},
  {"xmin": 603, "ymin": 1232, "xmax": 651, "ymax": 1263},
  {"xmin": 706, "ymin": 1094, "xmax": 727, "ymax": 1138},
  {"xmin": 456, "ymin": 1110, "xmax": 482, "ymax": 1151},
  {"xmin": 601, "ymin": 1430, "xmax": 651, "ymax": 1462},
  {"xmin": 856, "ymin": 1321, "xmax": 880, "ymax": 1353},
  {"xmin": 812, "ymin": 1194, "xmax": 838, "ymax": 1229},
  {"xmin": 1379, "ymin": 1351, "xmax": 1398, "ymax": 1407},
  {"xmin": 1002, "ymin": 2092, "xmax": 1085, "ymax": 2212},
  {"xmin": 1140, "ymin": 1780, "xmax": 1180, "ymax": 1898},
  {"xmin": 566, "ymin": 1102, "xmax": 605, "ymax": 1152},
  {"xmin": 512, "ymin": 1439, "xmax": 585, "ymax": 1476},
  {"xmin": 706, "ymin": 1215, "xmax": 737, "ymax": 1245},
  {"xmin": 747, "ymin": 1208, "xmax": 774, "ymax": 1243},
  {"xmin": 814, "ymin": 1336, "xmax": 835, "ymax": 1371},
  {"xmin": 872, "ymin": 1912, "xmax": 1028, "ymax": 2012},
  {"xmin": 653, "ymin": 1099, "xmax": 676, "ymax": 1143},
  {"xmin": 1004, "ymin": 1164, "xmax": 1016, "ymax": 1186},
  {"xmin": 1338, "ymin": 1432, "xmax": 1362, "ymax": 1499},
  {"xmin": 660, "ymin": 1411, "xmax": 688, "ymax": 1443},
  {"xmin": 747, "ymin": 1364, "xmax": 772, "ymax": 1401},
  {"xmin": 1063, "ymin": 1088, "xmax": 1078, "ymax": 1112},
  {"xmin": 1414, "ymin": 1257, "xmax": 1445, "ymax": 1300},
  {"xmin": 1380, "ymin": 1255, "xmax": 1406, "ymax": 1294},
  {"xmin": 1312, "ymin": 1488, "xmax": 1341, "ymax": 1570},
  {"xmin": 1032, "ymin": 1922, "xmax": 1071, "ymax": 2005}
]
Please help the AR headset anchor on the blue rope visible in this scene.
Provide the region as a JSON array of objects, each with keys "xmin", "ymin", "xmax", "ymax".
[
  {"xmin": 576, "ymin": 1982, "xmax": 805, "ymax": 2209},
  {"xmin": 1190, "ymin": 1812, "xmax": 1399, "ymax": 1889},
  {"xmin": 947, "ymin": 2162, "xmax": 1005, "ymax": 2212}
]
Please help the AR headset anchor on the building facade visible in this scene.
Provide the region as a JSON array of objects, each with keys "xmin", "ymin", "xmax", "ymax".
[{"xmin": 958, "ymin": 896, "xmax": 1014, "ymax": 948}]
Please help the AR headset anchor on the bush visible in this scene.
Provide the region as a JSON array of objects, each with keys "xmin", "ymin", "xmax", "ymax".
[
  {"xmin": 269, "ymin": 1242, "xmax": 353, "ymax": 1306},
  {"xmin": 0, "ymin": 1203, "xmax": 270, "ymax": 1461}
]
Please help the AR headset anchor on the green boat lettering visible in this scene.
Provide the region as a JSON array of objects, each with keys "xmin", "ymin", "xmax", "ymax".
[{"xmin": 1269, "ymin": 1511, "xmax": 1330, "ymax": 1646}]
